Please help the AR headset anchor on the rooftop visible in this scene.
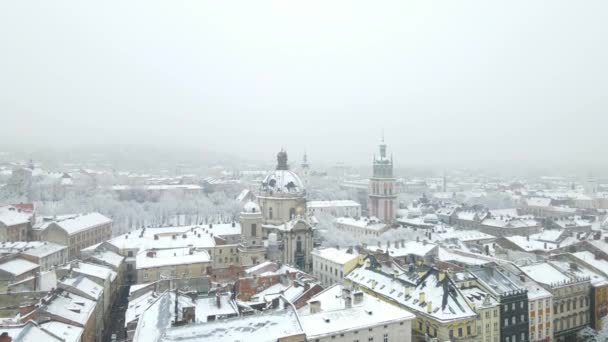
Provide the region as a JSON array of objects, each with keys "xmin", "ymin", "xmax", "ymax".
[
  {"xmin": 0, "ymin": 258, "xmax": 39, "ymax": 276},
  {"xmin": 53, "ymin": 212, "xmax": 112, "ymax": 235},
  {"xmin": 311, "ymin": 247, "xmax": 359, "ymax": 265},
  {"xmin": 136, "ymin": 248, "xmax": 211, "ymax": 270}
]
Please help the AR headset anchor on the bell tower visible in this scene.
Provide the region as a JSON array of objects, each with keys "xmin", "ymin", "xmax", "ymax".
[{"xmin": 368, "ymin": 136, "xmax": 397, "ymax": 224}]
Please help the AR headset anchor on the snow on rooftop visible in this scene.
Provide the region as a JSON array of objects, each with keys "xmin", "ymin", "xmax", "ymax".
[
  {"xmin": 136, "ymin": 248, "xmax": 210, "ymax": 270},
  {"xmin": 0, "ymin": 258, "xmax": 39, "ymax": 276},
  {"xmin": 307, "ymin": 200, "xmax": 361, "ymax": 208},
  {"xmin": 437, "ymin": 248, "xmax": 490, "ymax": 266},
  {"xmin": 347, "ymin": 267, "xmax": 476, "ymax": 322},
  {"xmin": 60, "ymin": 276, "xmax": 103, "ymax": 300},
  {"xmin": 0, "ymin": 206, "xmax": 32, "ymax": 226},
  {"xmin": 108, "ymin": 226, "xmax": 218, "ymax": 252},
  {"xmin": 0, "ymin": 321, "xmax": 61, "ymax": 342},
  {"xmin": 54, "ymin": 212, "xmax": 112, "ymax": 235},
  {"xmin": 20, "ymin": 242, "xmax": 66, "ymax": 258},
  {"xmin": 520, "ymin": 263, "xmax": 571, "ymax": 286},
  {"xmin": 572, "ymin": 251, "xmax": 608, "ymax": 277},
  {"xmin": 367, "ymin": 240, "xmax": 437, "ymax": 258},
  {"xmin": 336, "ymin": 217, "xmax": 387, "ymax": 231},
  {"xmin": 125, "ymin": 290, "xmax": 158, "ymax": 327},
  {"xmin": 311, "ymin": 247, "xmax": 359, "ymax": 265},
  {"xmin": 526, "ymin": 197, "xmax": 552, "ymax": 207},
  {"xmin": 39, "ymin": 321, "xmax": 83, "ymax": 342},
  {"xmin": 45, "ymin": 291, "xmax": 96, "ymax": 325},
  {"xmin": 194, "ymin": 294, "xmax": 238, "ymax": 323},
  {"xmin": 159, "ymin": 305, "xmax": 304, "ymax": 342},
  {"xmin": 89, "ymin": 250, "xmax": 124, "ymax": 268},
  {"xmin": 71, "ymin": 262, "xmax": 117, "ymax": 282},
  {"xmin": 298, "ymin": 284, "xmax": 414, "ymax": 338}
]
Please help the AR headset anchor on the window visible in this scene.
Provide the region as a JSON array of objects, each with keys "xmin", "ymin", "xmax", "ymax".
[
  {"xmin": 530, "ymin": 302, "xmax": 535, "ymax": 310},
  {"xmin": 520, "ymin": 314, "xmax": 524, "ymax": 323},
  {"xmin": 506, "ymin": 337, "xmax": 510, "ymax": 342},
  {"xmin": 251, "ymin": 224, "xmax": 257, "ymax": 237},
  {"xmin": 383, "ymin": 334, "xmax": 388, "ymax": 342},
  {"xmin": 512, "ymin": 335, "xmax": 516, "ymax": 342},
  {"xmin": 458, "ymin": 327, "xmax": 463, "ymax": 337},
  {"xmin": 128, "ymin": 251, "xmax": 133, "ymax": 257},
  {"xmin": 485, "ymin": 312, "xmax": 490, "ymax": 319},
  {"xmin": 504, "ymin": 319, "xmax": 508, "ymax": 327},
  {"xmin": 143, "ymin": 272, "xmax": 148, "ymax": 279},
  {"xmin": 467, "ymin": 326, "xmax": 471, "ymax": 335},
  {"xmin": 512, "ymin": 303, "xmax": 515, "ymax": 310},
  {"xmin": 521, "ymin": 333, "xmax": 525, "ymax": 341},
  {"xmin": 520, "ymin": 301, "xmax": 524, "ymax": 309},
  {"xmin": 368, "ymin": 338, "xmax": 373, "ymax": 342},
  {"xmin": 512, "ymin": 317, "xmax": 516, "ymax": 324},
  {"xmin": 269, "ymin": 207, "xmax": 273, "ymax": 219}
]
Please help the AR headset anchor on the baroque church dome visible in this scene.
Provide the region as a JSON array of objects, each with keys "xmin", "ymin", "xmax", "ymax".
[{"xmin": 260, "ymin": 150, "xmax": 305, "ymax": 194}]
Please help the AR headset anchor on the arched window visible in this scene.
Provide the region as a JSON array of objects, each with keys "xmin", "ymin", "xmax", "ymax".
[{"xmin": 269, "ymin": 207, "xmax": 273, "ymax": 219}]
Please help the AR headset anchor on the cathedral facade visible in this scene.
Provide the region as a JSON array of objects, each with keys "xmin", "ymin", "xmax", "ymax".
[{"xmin": 241, "ymin": 150, "xmax": 314, "ymax": 271}]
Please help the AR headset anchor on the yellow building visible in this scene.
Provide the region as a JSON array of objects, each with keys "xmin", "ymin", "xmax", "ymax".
[
  {"xmin": 311, "ymin": 247, "xmax": 361, "ymax": 287},
  {"xmin": 346, "ymin": 262, "xmax": 480, "ymax": 342}
]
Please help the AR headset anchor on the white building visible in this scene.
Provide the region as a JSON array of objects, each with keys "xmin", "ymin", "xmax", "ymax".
[
  {"xmin": 307, "ymin": 200, "xmax": 361, "ymax": 218},
  {"xmin": 311, "ymin": 247, "xmax": 360, "ymax": 287},
  {"xmin": 335, "ymin": 216, "xmax": 389, "ymax": 240},
  {"xmin": 368, "ymin": 138, "xmax": 397, "ymax": 224},
  {"xmin": 298, "ymin": 284, "xmax": 415, "ymax": 342}
]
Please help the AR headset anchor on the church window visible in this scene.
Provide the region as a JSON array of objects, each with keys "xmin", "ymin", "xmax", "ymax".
[
  {"xmin": 251, "ymin": 224, "xmax": 257, "ymax": 237},
  {"xmin": 290, "ymin": 208, "xmax": 296, "ymax": 219},
  {"xmin": 269, "ymin": 207, "xmax": 273, "ymax": 219}
]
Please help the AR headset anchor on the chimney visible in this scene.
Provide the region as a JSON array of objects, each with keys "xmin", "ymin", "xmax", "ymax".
[
  {"xmin": 231, "ymin": 222, "xmax": 236, "ymax": 227},
  {"xmin": 182, "ymin": 234, "xmax": 187, "ymax": 239},
  {"xmin": 404, "ymin": 287, "xmax": 412, "ymax": 297},
  {"xmin": 419, "ymin": 292, "xmax": 426, "ymax": 303},
  {"xmin": 423, "ymin": 240, "xmax": 427, "ymax": 246},
  {"xmin": 401, "ymin": 239, "xmax": 405, "ymax": 248},
  {"xmin": 216, "ymin": 293, "xmax": 221, "ymax": 308},
  {"xmin": 310, "ymin": 300, "xmax": 321, "ymax": 314},
  {"xmin": 377, "ymin": 241, "xmax": 381, "ymax": 248},
  {"xmin": 342, "ymin": 287, "xmax": 351, "ymax": 300},
  {"xmin": 354, "ymin": 291, "xmax": 364, "ymax": 304},
  {"xmin": 520, "ymin": 275, "xmax": 526, "ymax": 282},
  {"xmin": 604, "ymin": 236, "xmax": 608, "ymax": 243},
  {"xmin": 427, "ymin": 301, "xmax": 433, "ymax": 313},
  {"xmin": 154, "ymin": 234, "xmax": 159, "ymax": 240},
  {"xmin": 387, "ymin": 241, "xmax": 391, "ymax": 248},
  {"xmin": 0, "ymin": 332, "xmax": 11, "ymax": 342},
  {"xmin": 344, "ymin": 295, "xmax": 352, "ymax": 309},
  {"xmin": 172, "ymin": 235, "xmax": 177, "ymax": 240},
  {"xmin": 209, "ymin": 223, "xmax": 213, "ymax": 229}
]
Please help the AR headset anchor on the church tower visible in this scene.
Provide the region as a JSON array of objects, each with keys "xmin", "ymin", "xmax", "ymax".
[
  {"xmin": 368, "ymin": 137, "xmax": 397, "ymax": 224},
  {"xmin": 301, "ymin": 152, "xmax": 310, "ymax": 186},
  {"xmin": 238, "ymin": 201, "xmax": 266, "ymax": 267}
]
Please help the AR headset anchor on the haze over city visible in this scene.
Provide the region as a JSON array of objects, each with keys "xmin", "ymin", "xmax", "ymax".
[
  {"xmin": 1, "ymin": 1, "xmax": 607, "ymax": 170},
  {"xmin": 1, "ymin": 2, "xmax": 608, "ymax": 342}
]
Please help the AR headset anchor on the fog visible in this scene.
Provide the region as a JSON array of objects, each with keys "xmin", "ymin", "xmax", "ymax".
[{"xmin": 1, "ymin": 0, "xmax": 607, "ymax": 169}]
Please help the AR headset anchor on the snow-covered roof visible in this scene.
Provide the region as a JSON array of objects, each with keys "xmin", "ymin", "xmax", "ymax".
[
  {"xmin": 481, "ymin": 217, "xmax": 538, "ymax": 228},
  {"xmin": 0, "ymin": 321, "xmax": 62, "ymax": 341},
  {"xmin": 367, "ymin": 240, "xmax": 437, "ymax": 258},
  {"xmin": 108, "ymin": 226, "xmax": 218, "ymax": 251},
  {"xmin": 307, "ymin": 200, "xmax": 361, "ymax": 208},
  {"xmin": 571, "ymin": 251, "xmax": 608, "ymax": 277},
  {"xmin": 504, "ymin": 235, "xmax": 578, "ymax": 253},
  {"xmin": 526, "ymin": 197, "xmax": 552, "ymax": 207},
  {"xmin": 158, "ymin": 305, "xmax": 304, "ymax": 342},
  {"xmin": 70, "ymin": 262, "xmax": 117, "ymax": 282},
  {"xmin": 88, "ymin": 250, "xmax": 124, "ymax": 269},
  {"xmin": 244, "ymin": 261, "xmax": 302, "ymax": 277},
  {"xmin": 53, "ymin": 212, "xmax": 112, "ymax": 235},
  {"xmin": 553, "ymin": 217, "xmax": 592, "ymax": 229},
  {"xmin": 311, "ymin": 247, "xmax": 359, "ymax": 265},
  {"xmin": 136, "ymin": 248, "xmax": 211, "ymax": 270},
  {"xmin": 550, "ymin": 260, "xmax": 608, "ymax": 287},
  {"xmin": 0, "ymin": 205, "xmax": 32, "ymax": 226},
  {"xmin": 20, "ymin": 242, "xmax": 66, "ymax": 258},
  {"xmin": 298, "ymin": 284, "xmax": 415, "ymax": 338},
  {"xmin": 125, "ymin": 290, "xmax": 159, "ymax": 327},
  {"xmin": 437, "ymin": 248, "xmax": 490, "ymax": 266},
  {"xmin": 0, "ymin": 258, "xmax": 39, "ymax": 276},
  {"xmin": 460, "ymin": 286, "xmax": 499, "ymax": 309},
  {"xmin": 347, "ymin": 267, "xmax": 477, "ymax": 322},
  {"xmin": 45, "ymin": 291, "xmax": 96, "ymax": 325},
  {"xmin": 336, "ymin": 217, "xmax": 387, "ymax": 231},
  {"xmin": 194, "ymin": 294, "xmax": 239, "ymax": 323},
  {"xmin": 60, "ymin": 276, "xmax": 103, "ymax": 301},
  {"xmin": 519, "ymin": 263, "xmax": 571, "ymax": 286},
  {"xmin": 261, "ymin": 169, "xmax": 304, "ymax": 194},
  {"xmin": 39, "ymin": 321, "xmax": 83, "ymax": 342}
]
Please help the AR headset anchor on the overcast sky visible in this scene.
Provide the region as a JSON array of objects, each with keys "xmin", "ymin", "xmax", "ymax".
[{"xmin": 1, "ymin": 1, "xmax": 607, "ymax": 169}]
